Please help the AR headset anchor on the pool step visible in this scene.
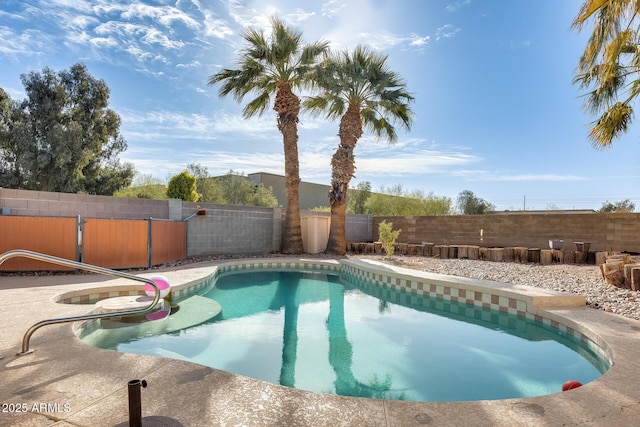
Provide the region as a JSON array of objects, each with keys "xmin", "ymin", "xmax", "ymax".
[{"xmin": 96, "ymin": 295, "xmax": 222, "ymax": 334}]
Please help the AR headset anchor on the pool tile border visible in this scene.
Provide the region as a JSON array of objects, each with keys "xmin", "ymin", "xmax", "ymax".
[{"xmin": 340, "ymin": 260, "xmax": 612, "ymax": 365}]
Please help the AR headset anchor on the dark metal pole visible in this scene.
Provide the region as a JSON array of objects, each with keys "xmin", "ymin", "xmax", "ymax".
[
  {"xmin": 147, "ymin": 218, "xmax": 153, "ymax": 269},
  {"xmin": 128, "ymin": 379, "xmax": 147, "ymax": 427}
]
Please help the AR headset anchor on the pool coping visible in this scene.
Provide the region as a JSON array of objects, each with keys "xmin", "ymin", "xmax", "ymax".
[{"xmin": 1, "ymin": 257, "xmax": 640, "ymax": 426}]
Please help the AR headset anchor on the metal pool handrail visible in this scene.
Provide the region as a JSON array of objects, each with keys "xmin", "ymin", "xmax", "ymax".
[{"xmin": 0, "ymin": 249, "xmax": 161, "ymax": 356}]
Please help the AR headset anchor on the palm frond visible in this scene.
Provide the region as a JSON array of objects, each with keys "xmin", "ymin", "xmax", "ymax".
[
  {"xmin": 304, "ymin": 44, "xmax": 413, "ymax": 144},
  {"xmin": 572, "ymin": 0, "xmax": 614, "ymax": 29},
  {"xmin": 208, "ymin": 14, "xmax": 328, "ymax": 120},
  {"xmin": 589, "ymin": 101, "xmax": 634, "ymax": 148},
  {"xmin": 584, "ymin": 65, "xmax": 626, "ymax": 113},
  {"xmin": 242, "ymin": 91, "xmax": 272, "ymax": 118},
  {"xmin": 302, "ymin": 95, "xmax": 329, "ymax": 114},
  {"xmin": 573, "ymin": 0, "xmax": 640, "ymax": 144},
  {"xmin": 575, "ymin": 0, "xmax": 632, "ymax": 72},
  {"xmin": 364, "ymin": 111, "xmax": 398, "ymax": 143},
  {"xmin": 300, "ymin": 41, "xmax": 331, "ymax": 66}
]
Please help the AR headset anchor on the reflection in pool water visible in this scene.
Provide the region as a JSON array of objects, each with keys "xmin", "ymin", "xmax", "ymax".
[{"xmin": 81, "ymin": 270, "xmax": 608, "ymax": 402}]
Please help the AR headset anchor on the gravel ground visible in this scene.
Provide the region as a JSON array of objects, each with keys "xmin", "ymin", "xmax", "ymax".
[{"xmin": 359, "ymin": 255, "xmax": 640, "ymax": 321}]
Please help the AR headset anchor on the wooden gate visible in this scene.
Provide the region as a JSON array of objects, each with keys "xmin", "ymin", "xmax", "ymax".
[
  {"xmin": 0, "ymin": 216, "xmax": 78, "ymax": 271},
  {"xmin": 1, "ymin": 216, "xmax": 187, "ymax": 271},
  {"xmin": 82, "ymin": 218, "xmax": 148, "ymax": 269},
  {"xmin": 82, "ymin": 218, "xmax": 186, "ymax": 269},
  {"xmin": 151, "ymin": 220, "xmax": 186, "ymax": 266}
]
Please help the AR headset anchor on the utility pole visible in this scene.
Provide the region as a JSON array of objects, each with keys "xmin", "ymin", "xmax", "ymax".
[{"xmin": 523, "ymin": 195, "xmax": 526, "ymax": 211}]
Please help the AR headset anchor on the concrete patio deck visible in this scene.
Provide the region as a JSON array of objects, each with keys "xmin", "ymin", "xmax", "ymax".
[{"xmin": 1, "ymin": 258, "xmax": 640, "ymax": 427}]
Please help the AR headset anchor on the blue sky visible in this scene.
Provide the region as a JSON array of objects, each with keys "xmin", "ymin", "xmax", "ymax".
[{"xmin": 1, "ymin": 0, "xmax": 639, "ymax": 211}]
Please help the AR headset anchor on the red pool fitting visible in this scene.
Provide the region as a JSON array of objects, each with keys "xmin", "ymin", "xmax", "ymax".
[{"xmin": 562, "ymin": 380, "xmax": 583, "ymax": 391}]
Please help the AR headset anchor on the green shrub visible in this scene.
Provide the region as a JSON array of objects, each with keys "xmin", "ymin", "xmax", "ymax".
[
  {"xmin": 378, "ymin": 220, "xmax": 401, "ymax": 258},
  {"xmin": 167, "ymin": 171, "xmax": 199, "ymax": 201}
]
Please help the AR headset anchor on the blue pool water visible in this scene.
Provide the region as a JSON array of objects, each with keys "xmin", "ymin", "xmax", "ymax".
[{"xmin": 81, "ymin": 270, "xmax": 608, "ymax": 402}]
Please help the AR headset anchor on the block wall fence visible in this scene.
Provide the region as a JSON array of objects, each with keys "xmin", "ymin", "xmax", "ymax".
[
  {"xmin": 5, "ymin": 188, "xmax": 640, "ymax": 257},
  {"xmin": 0, "ymin": 188, "xmax": 170, "ymax": 219},
  {"xmin": 0, "ymin": 189, "xmax": 371, "ymax": 260},
  {"xmin": 372, "ymin": 213, "xmax": 640, "ymax": 253}
]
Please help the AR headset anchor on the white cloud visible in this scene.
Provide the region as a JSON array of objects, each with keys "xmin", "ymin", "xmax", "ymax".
[
  {"xmin": 0, "ymin": 27, "xmax": 51, "ymax": 56},
  {"xmin": 322, "ymin": 0, "xmax": 347, "ymax": 18},
  {"xmin": 436, "ymin": 24, "xmax": 461, "ymax": 41},
  {"xmin": 202, "ymin": 11, "xmax": 234, "ymax": 39},
  {"xmin": 118, "ymin": 107, "xmax": 482, "ymax": 181},
  {"xmin": 287, "ymin": 9, "xmax": 316, "ymax": 23},
  {"xmin": 210, "ymin": 112, "xmax": 279, "ymax": 136},
  {"xmin": 176, "ymin": 60, "xmax": 202, "ymax": 68},
  {"xmin": 410, "ymin": 34, "xmax": 430, "ymax": 47},
  {"xmin": 95, "ymin": 21, "xmax": 185, "ymax": 50},
  {"xmin": 221, "ymin": 1, "xmax": 279, "ymax": 30},
  {"xmin": 176, "ymin": 0, "xmax": 202, "ymax": 11},
  {"xmin": 90, "ymin": 36, "xmax": 119, "ymax": 48},
  {"xmin": 120, "ymin": 3, "xmax": 200, "ymax": 30},
  {"xmin": 120, "ymin": 109, "xmax": 279, "ymax": 141},
  {"xmin": 141, "ymin": 27, "xmax": 185, "ymax": 49},
  {"xmin": 335, "ymin": 138, "xmax": 481, "ymax": 175},
  {"xmin": 351, "ymin": 30, "xmax": 422, "ymax": 51},
  {"xmin": 446, "ymin": 0, "xmax": 471, "ymax": 13},
  {"xmin": 48, "ymin": 0, "xmax": 94, "ymax": 13},
  {"xmin": 124, "ymin": 45, "xmax": 154, "ymax": 62},
  {"xmin": 0, "ymin": 9, "xmax": 27, "ymax": 21},
  {"xmin": 356, "ymin": 151, "xmax": 477, "ymax": 175}
]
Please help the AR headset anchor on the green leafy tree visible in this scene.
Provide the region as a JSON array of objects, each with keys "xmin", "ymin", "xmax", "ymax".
[
  {"xmin": 599, "ymin": 199, "xmax": 635, "ymax": 212},
  {"xmin": 456, "ymin": 190, "xmax": 495, "ymax": 214},
  {"xmin": 167, "ymin": 171, "xmax": 199, "ymax": 201},
  {"xmin": 347, "ymin": 181, "xmax": 372, "ymax": 214},
  {"xmin": 365, "ymin": 185, "xmax": 403, "ymax": 216},
  {"xmin": 114, "ymin": 173, "xmax": 167, "ymax": 199},
  {"xmin": 0, "ymin": 88, "xmax": 9, "ymax": 121},
  {"xmin": 208, "ymin": 16, "xmax": 329, "ymax": 254},
  {"xmin": 406, "ymin": 189, "xmax": 453, "ymax": 215},
  {"xmin": 0, "ymin": 64, "xmax": 134, "ymax": 194},
  {"xmin": 187, "ymin": 163, "xmax": 225, "ymax": 203},
  {"xmin": 378, "ymin": 220, "xmax": 401, "ymax": 258},
  {"xmin": 304, "ymin": 46, "xmax": 414, "ymax": 255},
  {"xmin": 572, "ymin": 0, "xmax": 640, "ymax": 147},
  {"xmin": 216, "ymin": 170, "xmax": 278, "ymax": 207},
  {"xmin": 365, "ymin": 185, "xmax": 451, "ymax": 216}
]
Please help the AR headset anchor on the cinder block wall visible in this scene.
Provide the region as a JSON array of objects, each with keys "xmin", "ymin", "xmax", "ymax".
[
  {"xmin": 183, "ymin": 202, "xmax": 278, "ymax": 256},
  {"xmin": 372, "ymin": 213, "xmax": 640, "ymax": 253},
  {"xmin": 0, "ymin": 188, "xmax": 169, "ymax": 219},
  {"xmin": 183, "ymin": 203, "xmax": 371, "ymax": 256},
  {"xmin": 345, "ymin": 214, "xmax": 373, "ymax": 243}
]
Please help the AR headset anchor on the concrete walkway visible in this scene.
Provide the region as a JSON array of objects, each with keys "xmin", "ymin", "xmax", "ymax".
[{"xmin": 2, "ymin": 259, "xmax": 640, "ymax": 427}]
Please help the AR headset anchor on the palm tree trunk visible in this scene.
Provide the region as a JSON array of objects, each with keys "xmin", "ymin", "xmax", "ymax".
[
  {"xmin": 326, "ymin": 104, "xmax": 362, "ymax": 255},
  {"xmin": 275, "ymin": 83, "xmax": 304, "ymax": 254},
  {"xmin": 326, "ymin": 148, "xmax": 351, "ymax": 255}
]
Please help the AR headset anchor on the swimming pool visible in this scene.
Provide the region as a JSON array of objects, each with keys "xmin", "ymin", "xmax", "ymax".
[{"xmin": 79, "ymin": 263, "xmax": 609, "ymax": 402}]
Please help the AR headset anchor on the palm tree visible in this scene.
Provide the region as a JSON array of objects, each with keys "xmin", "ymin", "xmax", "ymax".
[
  {"xmin": 304, "ymin": 46, "xmax": 414, "ymax": 255},
  {"xmin": 208, "ymin": 16, "xmax": 329, "ymax": 254},
  {"xmin": 572, "ymin": 0, "xmax": 640, "ymax": 147}
]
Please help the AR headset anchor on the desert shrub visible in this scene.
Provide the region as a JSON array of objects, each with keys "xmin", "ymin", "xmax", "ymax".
[{"xmin": 378, "ymin": 220, "xmax": 401, "ymax": 257}]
